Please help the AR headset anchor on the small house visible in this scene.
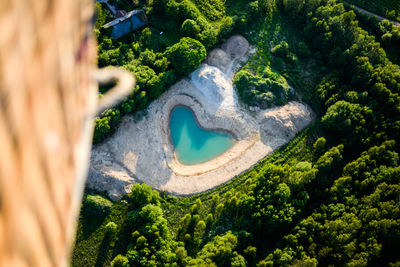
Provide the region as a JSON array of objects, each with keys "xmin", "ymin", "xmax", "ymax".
[{"xmin": 103, "ymin": 10, "xmax": 148, "ymax": 39}]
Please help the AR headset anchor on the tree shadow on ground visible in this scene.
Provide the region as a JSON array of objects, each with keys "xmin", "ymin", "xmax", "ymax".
[
  {"xmin": 81, "ymin": 212, "xmax": 108, "ymax": 240},
  {"xmin": 95, "ymin": 234, "xmax": 112, "ymax": 267},
  {"xmin": 110, "ymin": 221, "xmax": 132, "ymax": 261}
]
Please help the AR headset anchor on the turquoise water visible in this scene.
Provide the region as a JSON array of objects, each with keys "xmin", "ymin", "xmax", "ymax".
[{"xmin": 170, "ymin": 106, "xmax": 235, "ymax": 165}]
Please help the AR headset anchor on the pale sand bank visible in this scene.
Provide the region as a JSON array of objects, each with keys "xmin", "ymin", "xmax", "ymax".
[{"xmin": 87, "ymin": 35, "xmax": 314, "ymax": 200}]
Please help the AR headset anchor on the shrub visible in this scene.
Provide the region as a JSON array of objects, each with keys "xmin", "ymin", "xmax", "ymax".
[
  {"xmin": 175, "ymin": 247, "xmax": 187, "ymax": 260},
  {"xmin": 192, "ymin": 0, "xmax": 226, "ymax": 21},
  {"xmin": 197, "ymin": 231, "xmax": 238, "ymax": 266},
  {"xmin": 133, "ymin": 90, "xmax": 147, "ymax": 109},
  {"xmin": 178, "ymin": 0, "xmax": 202, "ymax": 20},
  {"xmin": 121, "ymin": 102, "xmax": 133, "ymax": 114},
  {"xmin": 105, "ymin": 222, "xmax": 118, "ymax": 238},
  {"xmin": 123, "ymin": 64, "xmax": 157, "ymax": 90},
  {"xmin": 181, "ymin": 19, "xmax": 201, "ymax": 37},
  {"xmin": 322, "ymin": 100, "xmax": 372, "ymax": 143},
  {"xmin": 248, "ymin": 1, "xmax": 262, "ymax": 18},
  {"xmin": 138, "ymin": 49, "xmax": 157, "ymax": 67},
  {"xmin": 198, "ymin": 25, "xmax": 218, "ymax": 49},
  {"xmin": 127, "ymin": 183, "xmax": 160, "ymax": 210},
  {"xmin": 218, "ymin": 16, "xmax": 234, "ymax": 38},
  {"xmin": 234, "ymin": 68, "xmax": 291, "ymax": 108},
  {"xmin": 293, "ymin": 162, "xmax": 312, "ymax": 172},
  {"xmin": 110, "ymin": 255, "xmax": 129, "ymax": 267},
  {"xmin": 93, "ymin": 108, "xmax": 122, "ymax": 143},
  {"xmin": 102, "ymin": 109, "xmax": 121, "ymax": 127},
  {"xmin": 132, "ymin": 230, "xmax": 140, "ymax": 240},
  {"xmin": 137, "ymin": 204, "xmax": 164, "ymax": 224},
  {"xmin": 271, "ymin": 41, "xmax": 289, "ymax": 58},
  {"xmin": 105, "ymin": 222, "xmax": 118, "ymax": 246},
  {"xmin": 138, "ymin": 49, "xmax": 169, "ymax": 72},
  {"xmin": 194, "ymin": 220, "xmax": 206, "ymax": 239},
  {"xmin": 244, "ymin": 246, "xmax": 257, "ymax": 264},
  {"xmin": 136, "ymin": 235, "xmax": 148, "ymax": 247},
  {"xmin": 184, "ymin": 234, "xmax": 191, "ymax": 241},
  {"xmin": 82, "ymin": 194, "xmax": 112, "ymax": 217},
  {"xmin": 205, "ymin": 214, "xmax": 214, "ymax": 225},
  {"xmin": 190, "ymin": 204, "xmax": 199, "ymax": 214},
  {"xmin": 97, "ymin": 49, "xmax": 119, "ymax": 67},
  {"xmin": 93, "ymin": 116, "xmax": 111, "ymax": 143},
  {"xmin": 159, "ymin": 69, "xmax": 176, "ymax": 88},
  {"xmin": 212, "ymin": 194, "xmax": 220, "ymax": 205},
  {"xmin": 231, "ymin": 252, "xmax": 247, "ymax": 267},
  {"xmin": 146, "ymin": 75, "xmax": 164, "ymax": 100},
  {"xmin": 165, "ymin": 37, "xmax": 206, "ymax": 75},
  {"xmin": 216, "ymin": 203, "xmax": 224, "ymax": 217},
  {"xmin": 313, "ymin": 137, "xmax": 327, "ymax": 156},
  {"xmin": 94, "ymin": 2, "xmax": 107, "ymax": 29}
]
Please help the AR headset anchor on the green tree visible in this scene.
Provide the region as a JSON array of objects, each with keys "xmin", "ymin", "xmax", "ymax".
[
  {"xmin": 127, "ymin": 183, "xmax": 160, "ymax": 210},
  {"xmin": 105, "ymin": 222, "xmax": 118, "ymax": 239},
  {"xmin": 271, "ymin": 41, "xmax": 289, "ymax": 58},
  {"xmin": 313, "ymin": 137, "xmax": 326, "ymax": 157},
  {"xmin": 82, "ymin": 194, "xmax": 112, "ymax": 217},
  {"xmin": 110, "ymin": 255, "xmax": 129, "ymax": 267},
  {"xmin": 165, "ymin": 37, "xmax": 206, "ymax": 75},
  {"xmin": 231, "ymin": 252, "xmax": 247, "ymax": 267},
  {"xmin": 93, "ymin": 115, "xmax": 111, "ymax": 143},
  {"xmin": 198, "ymin": 231, "xmax": 238, "ymax": 266},
  {"xmin": 181, "ymin": 19, "xmax": 201, "ymax": 37},
  {"xmin": 94, "ymin": 2, "xmax": 107, "ymax": 29},
  {"xmin": 322, "ymin": 100, "xmax": 372, "ymax": 144}
]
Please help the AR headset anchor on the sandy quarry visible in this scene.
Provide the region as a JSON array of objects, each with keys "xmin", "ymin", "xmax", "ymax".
[{"xmin": 87, "ymin": 35, "xmax": 314, "ymax": 200}]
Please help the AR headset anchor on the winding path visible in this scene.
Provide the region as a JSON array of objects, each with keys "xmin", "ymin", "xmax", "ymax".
[{"xmin": 345, "ymin": 1, "xmax": 400, "ymax": 27}]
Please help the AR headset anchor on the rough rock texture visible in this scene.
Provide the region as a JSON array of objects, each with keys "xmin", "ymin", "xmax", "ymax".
[
  {"xmin": 86, "ymin": 35, "xmax": 314, "ymax": 201},
  {"xmin": 190, "ymin": 65, "xmax": 236, "ymax": 111},
  {"xmin": 222, "ymin": 35, "xmax": 250, "ymax": 59},
  {"xmin": 206, "ymin": 49, "xmax": 231, "ymax": 73}
]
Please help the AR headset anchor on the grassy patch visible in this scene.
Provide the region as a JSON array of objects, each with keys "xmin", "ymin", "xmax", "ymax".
[
  {"xmin": 233, "ymin": 11, "xmax": 326, "ymax": 113},
  {"xmin": 72, "ymin": 202, "xmax": 129, "ymax": 267},
  {"xmin": 72, "ymin": 124, "xmax": 321, "ymax": 266},
  {"xmin": 72, "ymin": 2, "xmax": 334, "ymax": 265}
]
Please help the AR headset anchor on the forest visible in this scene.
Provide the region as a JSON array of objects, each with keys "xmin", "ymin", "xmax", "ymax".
[
  {"xmin": 73, "ymin": 0, "xmax": 400, "ymax": 266},
  {"xmin": 345, "ymin": 0, "xmax": 400, "ymax": 21}
]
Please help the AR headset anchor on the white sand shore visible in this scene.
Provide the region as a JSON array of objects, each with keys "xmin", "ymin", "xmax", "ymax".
[{"xmin": 86, "ymin": 36, "xmax": 314, "ymax": 200}]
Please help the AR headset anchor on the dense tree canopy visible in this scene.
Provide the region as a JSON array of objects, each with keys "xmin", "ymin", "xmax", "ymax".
[
  {"xmin": 165, "ymin": 37, "xmax": 206, "ymax": 76},
  {"xmin": 73, "ymin": 0, "xmax": 400, "ymax": 266},
  {"xmin": 91, "ymin": 0, "xmax": 235, "ymax": 143},
  {"xmin": 234, "ymin": 67, "xmax": 293, "ymax": 108}
]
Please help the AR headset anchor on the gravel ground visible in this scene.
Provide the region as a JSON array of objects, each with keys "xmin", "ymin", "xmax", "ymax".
[{"xmin": 86, "ymin": 35, "xmax": 315, "ymax": 200}]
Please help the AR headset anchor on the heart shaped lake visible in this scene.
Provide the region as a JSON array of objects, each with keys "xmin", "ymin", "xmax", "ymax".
[{"xmin": 170, "ymin": 106, "xmax": 235, "ymax": 165}]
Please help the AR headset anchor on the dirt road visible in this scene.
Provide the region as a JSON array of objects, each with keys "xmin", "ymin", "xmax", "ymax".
[{"xmin": 346, "ymin": 2, "xmax": 400, "ymax": 27}]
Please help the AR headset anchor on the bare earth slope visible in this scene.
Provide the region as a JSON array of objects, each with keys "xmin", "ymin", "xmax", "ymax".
[{"xmin": 87, "ymin": 35, "xmax": 314, "ymax": 200}]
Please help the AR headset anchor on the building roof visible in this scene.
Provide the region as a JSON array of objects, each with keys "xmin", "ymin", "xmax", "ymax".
[
  {"xmin": 103, "ymin": 10, "xmax": 148, "ymax": 39},
  {"xmin": 115, "ymin": 10, "xmax": 127, "ymax": 18}
]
